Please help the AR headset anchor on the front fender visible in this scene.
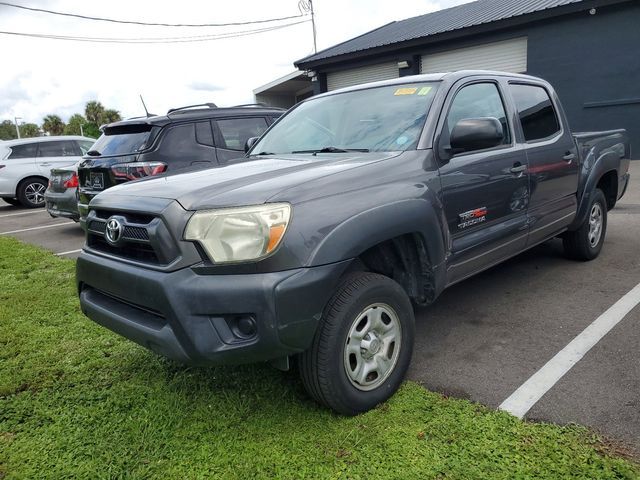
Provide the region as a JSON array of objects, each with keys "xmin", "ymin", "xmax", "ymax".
[{"xmin": 307, "ymin": 197, "xmax": 447, "ymax": 270}]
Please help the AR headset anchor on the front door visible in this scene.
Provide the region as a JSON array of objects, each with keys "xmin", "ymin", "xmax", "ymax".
[{"xmin": 437, "ymin": 80, "xmax": 530, "ymax": 283}]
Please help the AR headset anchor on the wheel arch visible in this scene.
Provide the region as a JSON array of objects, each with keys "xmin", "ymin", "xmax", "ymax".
[{"xmin": 307, "ymin": 199, "xmax": 448, "ymax": 305}]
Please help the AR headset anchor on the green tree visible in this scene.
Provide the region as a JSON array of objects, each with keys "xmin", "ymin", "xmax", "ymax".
[
  {"xmin": 85, "ymin": 101, "xmax": 105, "ymax": 125},
  {"xmin": 63, "ymin": 114, "xmax": 87, "ymax": 136},
  {"xmin": 42, "ymin": 115, "xmax": 66, "ymax": 136},
  {"xmin": 83, "ymin": 123, "xmax": 101, "ymax": 139},
  {"xmin": 0, "ymin": 120, "xmax": 17, "ymax": 140},
  {"xmin": 20, "ymin": 123, "xmax": 40, "ymax": 138},
  {"xmin": 102, "ymin": 109, "xmax": 122, "ymax": 124}
]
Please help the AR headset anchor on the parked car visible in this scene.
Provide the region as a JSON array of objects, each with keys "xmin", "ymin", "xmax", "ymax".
[
  {"xmin": 77, "ymin": 103, "xmax": 284, "ymax": 221},
  {"xmin": 0, "ymin": 136, "xmax": 95, "ymax": 208},
  {"xmin": 45, "ymin": 162, "xmax": 82, "ymax": 221},
  {"xmin": 76, "ymin": 71, "xmax": 630, "ymax": 415}
]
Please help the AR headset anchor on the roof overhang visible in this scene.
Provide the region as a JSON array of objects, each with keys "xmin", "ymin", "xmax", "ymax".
[
  {"xmin": 295, "ymin": 0, "xmax": 631, "ymax": 70},
  {"xmin": 253, "ymin": 70, "xmax": 311, "ymax": 96}
]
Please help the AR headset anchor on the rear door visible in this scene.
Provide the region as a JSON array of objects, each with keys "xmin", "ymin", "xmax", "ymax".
[
  {"xmin": 437, "ymin": 78, "xmax": 530, "ymax": 283},
  {"xmin": 507, "ymin": 82, "xmax": 579, "ymax": 245},
  {"xmin": 36, "ymin": 140, "xmax": 81, "ymax": 176},
  {"xmin": 213, "ymin": 117, "xmax": 270, "ymax": 164}
]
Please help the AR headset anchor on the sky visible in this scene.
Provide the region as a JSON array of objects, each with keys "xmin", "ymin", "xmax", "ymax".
[{"xmin": 0, "ymin": 0, "xmax": 474, "ymax": 125}]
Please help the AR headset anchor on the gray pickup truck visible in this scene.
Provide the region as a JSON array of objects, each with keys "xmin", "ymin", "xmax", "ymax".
[{"xmin": 77, "ymin": 71, "xmax": 631, "ymax": 415}]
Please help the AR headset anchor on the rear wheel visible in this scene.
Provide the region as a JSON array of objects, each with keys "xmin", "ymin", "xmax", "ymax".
[
  {"xmin": 563, "ymin": 188, "xmax": 607, "ymax": 261},
  {"xmin": 299, "ymin": 272, "xmax": 415, "ymax": 415},
  {"xmin": 2, "ymin": 197, "xmax": 20, "ymax": 206},
  {"xmin": 17, "ymin": 177, "xmax": 47, "ymax": 208}
]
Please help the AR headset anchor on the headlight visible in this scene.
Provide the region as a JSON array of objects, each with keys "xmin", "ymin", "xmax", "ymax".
[{"xmin": 184, "ymin": 203, "xmax": 291, "ymax": 263}]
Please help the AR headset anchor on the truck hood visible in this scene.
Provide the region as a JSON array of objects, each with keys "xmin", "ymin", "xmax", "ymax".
[{"xmin": 100, "ymin": 152, "xmax": 401, "ymax": 210}]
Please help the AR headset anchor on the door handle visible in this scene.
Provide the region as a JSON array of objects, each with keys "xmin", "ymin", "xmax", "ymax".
[
  {"xmin": 510, "ymin": 164, "xmax": 527, "ymax": 174},
  {"xmin": 563, "ymin": 152, "xmax": 576, "ymax": 162},
  {"xmin": 40, "ymin": 162, "xmax": 52, "ymax": 166}
]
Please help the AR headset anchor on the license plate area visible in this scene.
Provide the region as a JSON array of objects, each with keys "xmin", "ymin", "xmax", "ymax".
[{"xmin": 90, "ymin": 172, "xmax": 104, "ymax": 190}]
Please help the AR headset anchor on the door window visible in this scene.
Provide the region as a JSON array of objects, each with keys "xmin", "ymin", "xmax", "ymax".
[
  {"xmin": 217, "ymin": 117, "xmax": 269, "ymax": 151},
  {"xmin": 37, "ymin": 141, "xmax": 79, "ymax": 157},
  {"xmin": 7, "ymin": 143, "xmax": 37, "ymax": 159},
  {"xmin": 509, "ymin": 84, "xmax": 560, "ymax": 141},
  {"xmin": 445, "ymin": 82, "xmax": 511, "ymax": 150}
]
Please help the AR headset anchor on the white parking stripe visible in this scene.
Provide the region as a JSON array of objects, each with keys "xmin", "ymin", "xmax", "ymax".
[
  {"xmin": 0, "ymin": 222, "xmax": 71, "ymax": 235},
  {"xmin": 56, "ymin": 249, "xmax": 82, "ymax": 256},
  {"xmin": 499, "ymin": 281, "xmax": 640, "ymax": 418},
  {"xmin": 0, "ymin": 209, "xmax": 47, "ymax": 218}
]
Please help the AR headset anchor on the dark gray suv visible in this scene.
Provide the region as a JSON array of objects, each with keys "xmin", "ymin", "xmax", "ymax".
[{"xmin": 77, "ymin": 104, "xmax": 284, "ymax": 221}]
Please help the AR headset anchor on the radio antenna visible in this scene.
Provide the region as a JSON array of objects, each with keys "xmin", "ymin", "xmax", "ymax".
[{"xmin": 139, "ymin": 94, "xmax": 151, "ymax": 117}]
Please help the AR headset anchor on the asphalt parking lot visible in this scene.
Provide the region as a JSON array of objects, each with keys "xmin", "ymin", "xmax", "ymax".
[{"xmin": 1, "ymin": 162, "xmax": 639, "ymax": 453}]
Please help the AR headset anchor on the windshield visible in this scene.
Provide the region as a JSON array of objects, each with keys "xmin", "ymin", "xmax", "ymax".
[
  {"xmin": 89, "ymin": 124, "xmax": 158, "ymax": 156},
  {"xmin": 251, "ymin": 82, "xmax": 438, "ymax": 155}
]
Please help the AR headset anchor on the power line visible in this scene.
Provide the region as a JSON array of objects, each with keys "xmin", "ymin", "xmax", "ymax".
[
  {"xmin": 0, "ymin": 19, "xmax": 311, "ymax": 44},
  {"xmin": 0, "ymin": 1, "xmax": 308, "ymax": 27}
]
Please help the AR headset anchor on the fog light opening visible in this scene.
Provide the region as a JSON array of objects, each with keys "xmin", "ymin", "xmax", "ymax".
[{"xmin": 230, "ymin": 315, "xmax": 257, "ymax": 339}]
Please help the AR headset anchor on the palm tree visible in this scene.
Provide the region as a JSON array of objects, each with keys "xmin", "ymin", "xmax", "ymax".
[
  {"xmin": 85, "ymin": 101, "xmax": 105, "ymax": 125},
  {"xmin": 102, "ymin": 109, "xmax": 122, "ymax": 124},
  {"xmin": 42, "ymin": 115, "xmax": 65, "ymax": 136}
]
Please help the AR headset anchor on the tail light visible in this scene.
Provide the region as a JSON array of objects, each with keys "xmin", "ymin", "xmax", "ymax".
[
  {"xmin": 111, "ymin": 162, "xmax": 167, "ymax": 181},
  {"xmin": 63, "ymin": 173, "xmax": 79, "ymax": 188}
]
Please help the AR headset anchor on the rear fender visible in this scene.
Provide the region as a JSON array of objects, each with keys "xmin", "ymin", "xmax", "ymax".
[{"xmin": 569, "ymin": 134, "xmax": 626, "ymax": 230}]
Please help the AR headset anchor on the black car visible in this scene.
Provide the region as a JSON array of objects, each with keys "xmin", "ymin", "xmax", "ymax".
[{"xmin": 77, "ymin": 103, "xmax": 284, "ymax": 221}]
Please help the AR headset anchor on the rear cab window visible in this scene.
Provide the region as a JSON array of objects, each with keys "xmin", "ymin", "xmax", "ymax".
[
  {"xmin": 509, "ymin": 84, "xmax": 561, "ymax": 141},
  {"xmin": 90, "ymin": 124, "xmax": 158, "ymax": 157}
]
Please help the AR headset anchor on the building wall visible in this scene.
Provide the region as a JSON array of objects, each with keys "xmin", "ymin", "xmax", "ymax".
[{"xmin": 526, "ymin": 2, "xmax": 640, "ymax": 155}]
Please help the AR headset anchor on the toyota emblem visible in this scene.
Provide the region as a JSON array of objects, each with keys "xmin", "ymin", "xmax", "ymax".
[{"xmin": 105, "ymin": 217, "xmax": 123, "ymax": 245}]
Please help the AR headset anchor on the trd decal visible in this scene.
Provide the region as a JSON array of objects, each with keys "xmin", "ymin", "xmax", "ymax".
[{"xmin": 458, "ymin": 207, "xmax": 487, "ymax": 229}]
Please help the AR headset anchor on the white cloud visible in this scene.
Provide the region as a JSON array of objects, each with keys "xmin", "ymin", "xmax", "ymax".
[{"xmin": 0, "ymin": 0, "xmax": 474, "ymax": 125}]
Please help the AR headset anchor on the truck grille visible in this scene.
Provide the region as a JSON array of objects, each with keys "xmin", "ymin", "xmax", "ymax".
[{"xmin": 87, "ymin": 213, "xmax": 160, "ymax": 264}]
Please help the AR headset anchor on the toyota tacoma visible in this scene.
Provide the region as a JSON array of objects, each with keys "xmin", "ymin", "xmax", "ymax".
[{"xmin": 77, "ymin": 71, "xmax": 631, "ymax": 415}]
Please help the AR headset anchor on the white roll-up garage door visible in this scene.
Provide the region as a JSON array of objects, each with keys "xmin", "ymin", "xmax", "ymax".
[
  {"xmin": 420, "ymin": 37, "xmax": 528, "ymax": 74},
  {"xmin": 326, "ymin": 62, "xmax": 399, "ymax": 91}
]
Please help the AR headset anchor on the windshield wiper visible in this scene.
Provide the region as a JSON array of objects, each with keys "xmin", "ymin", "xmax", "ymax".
[
  {"xmin": 252, "ymin": 151, "xmax": 275, "ymax": 156},
  {"xmin": 86, "ymin": 150, "xmax": 102, "ymax": 156},
  {"xmin": 292, "ymin": 146, "xmax": 370, "ymax": 155}
]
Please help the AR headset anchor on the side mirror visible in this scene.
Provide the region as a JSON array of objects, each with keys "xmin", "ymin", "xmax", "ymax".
[
  {"xmin": 244, "ymin": 136, "xmax": 259, "ymax": 153},
  {"xmin": 450, "ymin": 117, "xmax": 504, "ymax": 154}
]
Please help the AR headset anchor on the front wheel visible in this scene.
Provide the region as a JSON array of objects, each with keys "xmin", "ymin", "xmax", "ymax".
[
  {"xmin": 299, "ymin": 272, "xmax": 415, "ymax": 415},
  {"xmin": 563, "ymin": 188, "xmax": 607, "ymax": 261}
]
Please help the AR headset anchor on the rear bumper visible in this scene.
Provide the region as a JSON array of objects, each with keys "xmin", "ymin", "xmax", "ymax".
[
  {"xmin": 45, "ymin": 188, "xmax": 79, "ymax": 220},
  {"xmin": 77, "ymin": 252, "xmax": 350, "ymax": 365}
]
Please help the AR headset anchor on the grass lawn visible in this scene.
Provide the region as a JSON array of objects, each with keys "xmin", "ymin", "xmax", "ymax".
[{"xmin": 0, "ymin": 236, "xmax": 638, "ymax": 479}]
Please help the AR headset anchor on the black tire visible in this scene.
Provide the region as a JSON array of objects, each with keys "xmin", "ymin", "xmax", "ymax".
[
  {"xmin": 17, "ymin": 177, "xmax": 47, "ymax": 208},
  {"xmin": 299, "ymin": 272, "xmax": 415, "ymax": 415},
  {"xmin": 2, "ymin": 197, "xmax": 20, "ymax": 206},
  {"xmin": 563, "ymin": 188, "xmax": 607, "ymax": 261}
]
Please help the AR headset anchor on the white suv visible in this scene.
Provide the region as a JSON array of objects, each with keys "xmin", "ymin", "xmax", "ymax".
[{"xmin": 0, "ymin": 136, "xmax": 95, "ymax": 208}]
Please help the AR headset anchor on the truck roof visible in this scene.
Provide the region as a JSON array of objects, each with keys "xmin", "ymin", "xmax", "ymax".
[{"xmin": 314, "ymin": 70, "xmax": 547, "ymax": 99}]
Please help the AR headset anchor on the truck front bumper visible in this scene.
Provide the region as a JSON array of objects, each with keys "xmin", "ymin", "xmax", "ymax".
[{"xmin": 77, "ymin": 252, "xmax": 350, "ymax": 365}]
